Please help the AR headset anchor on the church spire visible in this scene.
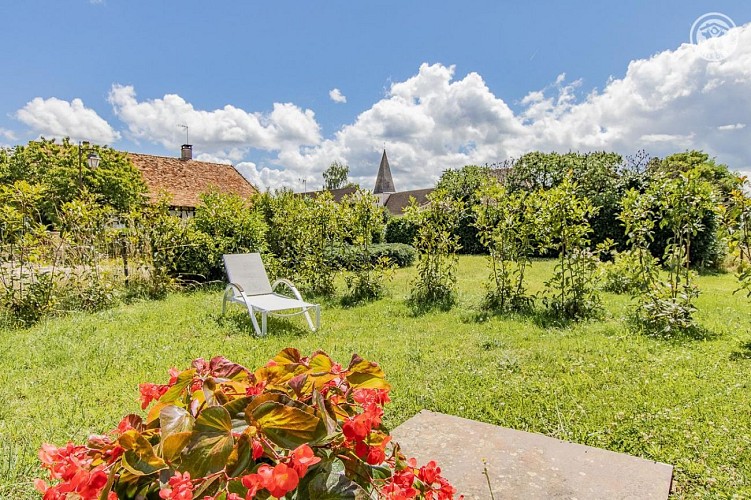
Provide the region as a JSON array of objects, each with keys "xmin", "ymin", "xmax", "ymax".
[{"xmin": 373, "ymin": 149, "xmax": 395, "ymax": 194}]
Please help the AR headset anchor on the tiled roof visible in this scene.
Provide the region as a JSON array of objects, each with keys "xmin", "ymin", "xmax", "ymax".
[
  {"xmin": 128, "ymin": 153, "xmax": 257, "ymax": 208},
  {"xmin": 384, "ymin": 188, "xmax": 434, "ymax": 216},
  {"xmin": 301, "ymin": 186, "xmax": 359, "ymax": 202}
]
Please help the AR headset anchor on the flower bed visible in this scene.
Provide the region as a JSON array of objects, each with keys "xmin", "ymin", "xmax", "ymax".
[{"xmin": 36, "ymin": 349, "xmax": 460, "ymax": 499}]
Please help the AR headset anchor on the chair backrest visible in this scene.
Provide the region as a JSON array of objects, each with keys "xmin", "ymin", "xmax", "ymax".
[{"xmin": 223, "ymin": 253, "xmax": 273, "ymax": 296}]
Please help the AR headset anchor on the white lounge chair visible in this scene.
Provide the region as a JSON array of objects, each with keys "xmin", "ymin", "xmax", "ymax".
[{"xmin": 222, "ymin": 253, "xmax": 320, "ymax": 336}]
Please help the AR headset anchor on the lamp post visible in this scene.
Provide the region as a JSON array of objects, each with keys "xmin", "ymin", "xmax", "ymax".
[{"xmin": 78, "ymin": 141, "xmax": 100, "ymax": 192}]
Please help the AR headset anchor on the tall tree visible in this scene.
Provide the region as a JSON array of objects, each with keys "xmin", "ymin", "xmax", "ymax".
[
  {"xmin": 322, "ymin": 161, "xmax": 350, "ymax": 190},
  {"xmin": 0, "ymin": 138, "xmax": 147, "ymax": 223}
]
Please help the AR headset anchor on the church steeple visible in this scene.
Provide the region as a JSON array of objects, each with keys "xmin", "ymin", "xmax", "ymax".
[{"xmin": 373, "ymin": 149, "xmax": 395, "ymax": 194}]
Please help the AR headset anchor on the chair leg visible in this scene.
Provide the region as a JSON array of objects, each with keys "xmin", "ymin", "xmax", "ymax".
[
  {"xmin": 247, "ymin": 304, "xmax": 262, "ymax": 336},
  {"xmin": 303, "ymin": 308, "xmax": 315, "ymax": 331},
  {"xmin": 261, "ymin": 312, "xmax": 267, "ymax": 336},
  {"xmin": 315, "ymin": 306, "xmax": 320, "ymax": 331}
]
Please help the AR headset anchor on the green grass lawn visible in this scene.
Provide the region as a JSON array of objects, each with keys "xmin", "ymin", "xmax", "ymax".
[{"xmin": 1, "ymin": 256, "xmax": 750, "ymax": 498}]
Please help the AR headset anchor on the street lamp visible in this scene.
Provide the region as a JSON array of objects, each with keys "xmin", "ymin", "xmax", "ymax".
[{"xmin": 78, "ymin": 141, "xmax": 100, "ymax": 192}]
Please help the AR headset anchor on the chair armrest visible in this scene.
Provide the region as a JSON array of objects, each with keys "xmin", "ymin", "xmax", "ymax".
[
  {"xmin": 272, "ymin": 279, "xmax": 304, "ymax": 301},
  {"xmin": 225, "ymin": 282, "xmax": 245, "ymax": 294}
]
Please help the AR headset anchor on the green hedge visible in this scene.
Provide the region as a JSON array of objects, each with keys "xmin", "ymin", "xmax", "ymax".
[
  {"xmin": 326, "ymin": 243, "xmax": 416, "ymax": 269},
  {"xmin": 385, "ymin": 217, "xmax": 417, "ymax": 245}
]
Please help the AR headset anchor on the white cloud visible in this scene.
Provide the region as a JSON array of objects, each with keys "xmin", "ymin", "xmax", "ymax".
[
  {"xmin": 329, "ymin": 88, "xmax": 347, "ymax": 104},
  {"xmin": 108, "ymin": 84, "xmax": 321, "ymax": 154},
  {"xmin": 718, "ymin": 123, "xmax": 746, "ymax": 131},
  {"xmin": 15, "ymin": 97, "xmax": 120, "ymax": 144},
  {"xmin": 20, "ymin": 22, "xmax": 743, "ymax": 192},
  {"xmin": 0, "ymin": 128, "xmax": 17, "ymax": 141}
]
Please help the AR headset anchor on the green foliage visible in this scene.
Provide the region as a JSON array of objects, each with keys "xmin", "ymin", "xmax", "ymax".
[
  {"xmin": 435, "ymin": 165, "xmax": 492, "ymax": 254},
  {"xmin": 340, "ymin": 189, "xmax": 393, "ymax": 304},
  {"xmin": 537, "ymin": 176, "xmax": 602, "ymax": 320},
  {"xmin": 0, "ymin": 138, "xmax": 147, "ymax": 222},
  {"xmin": 473, "ymin": 180, "xmax": 538, "ymax": 313},
  {"xmin": 650, "ymin": 150, "xmax": 740, "ymax": 201},
  {"xmin": 367, "ymin": 243, "xmax": 416, "ymax": 268},
  {"xmin": 384, "ymin": 216, "xmax": 417, "ymax": 245},
  {"xmin": 405, "ymin": 190, "xmax": 463, "ymax": 312},
  {"xmin": 193, "ymin": 190, "xmax": 267, "ymax": 281},
  {"xmin": 322, "ymin": 160, "xmax": 350, "ymax": 190},
  {"xmin": 0, "ymin": 181, "xmax": 60, "ymax": 326},
  {"xmin": 622, "ymin": 171, "xmax": 717, "ymax": 336},
  {"xmin": 599, "ymin": 248, "xmax": 657, "ymax": 294},
  {"xmin": 257, "ymin": 190, "xmax": 342, "ymax": 296},
  {"xmin": 507, "ymin": 151, "xmax": 625, "ymax": 248},
  {"xmin": 327, "ymin": 243, "xmax": 416, "ymax": 269}
]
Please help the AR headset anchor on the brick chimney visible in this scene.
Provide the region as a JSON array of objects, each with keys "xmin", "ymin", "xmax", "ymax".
[{"xmin": 180, "ymin": 144, "xmax": 193, "ymax": 161}]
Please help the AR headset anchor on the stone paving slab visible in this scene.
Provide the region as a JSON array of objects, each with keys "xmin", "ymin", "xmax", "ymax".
[{"xmin": 391, "ymin": 410, "xmax": 673, "ymax": 499}]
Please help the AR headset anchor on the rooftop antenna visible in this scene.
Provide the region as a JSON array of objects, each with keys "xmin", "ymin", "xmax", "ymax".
[
  {"xmin": 178, "ymin": 124, "xmax": 189, "ymax": 144},
  {"xmin": 299, "ymin": 177, "xmax": 308, "ymax": 194}
]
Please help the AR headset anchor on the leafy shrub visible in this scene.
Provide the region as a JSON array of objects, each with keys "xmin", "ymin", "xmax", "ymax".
[
  {"xmin": 543, "ymin": 248, "xmax": 603, "ymax": 320},
  {"xmin": 0, "ymin": 181, "xmax": 61, "ymax": 326},
  {"xmin": 58, "ymin": 271, "xmax": 117, "ymax": 312},
  {"xmin": 35, "ymin": 349, "xmax": 460, "ymax": 499},
  {"xmin": 340, "ymin": 189, "xmax": 393, "ymax": 305},
  {"xmin": 150, "ymin": 213, "xmax": 215, "ymax": 282},
  {"xmin": 257, "ymin": 190, "xmax": 341, "ymax": 296},
  {"xmin": 194, "ymin": 190, "xmax": 267, "ymax": 281},
  {"xmin": 384, "ymin": 216, "xmax": 417, "ymax": 245},
  {"xmin": 620, "ymin": 170, "xmax": 716, "ymax": 336},
  {"xmin": 327, "ymin": 243, "xmax": 416, "ymax": 269},
  {"xmin": 599, "ymin": 249, "xmax": 657, "ymax": 294},
  {"xmin": 537, "ymin": 177, "xmax": 603, "ymax": 320},
  {"xmin": 631, "ymin": 280, "xmax": 700, "ymax": 336},
  {"xmin": 435, "ymin": 165, "xmax": 491, "ymax": 254},
  {"xmin": 474, "ymin": 180, "xmax": 538, "ymax": 313},
  {"xmin": 0, "ymin": 271, "xmax": 57, "ymax": 327},
  {"xmin": 342, "ymin": 256, "xmax": 395, "ymax": 306},
  {"xmin": 405, "ymin": 190, "xmax": 463, "ymax": 312}
]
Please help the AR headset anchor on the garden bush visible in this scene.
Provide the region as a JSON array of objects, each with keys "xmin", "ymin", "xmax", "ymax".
[
  {"xmin": 620, "ymin": 170, "xmax": 716, "ymax": 336},
  {"xmin": 405, "ymin": 190, "xmax": 463, "ymax": 312},
  {"xmin": 193, "ymin": 191, "xmax": 268, "ymax": 281},
  {"xmin": 340, "ymin": 189, "xmax": 394, "ymax": 305},
  {"xmin": 537, "ymin": 177, "xmax": 603, "ymax": 320},
  {"xmin": 384, "ymin": 216, "xmax": 417, "ymax": 245},
  {"xmin": 327, "ymin": 243, "xmax": 416, "ymax": 269},
  {"xmin": 474, "ymin": 180, "xmax": 538, "ymax": 313}
]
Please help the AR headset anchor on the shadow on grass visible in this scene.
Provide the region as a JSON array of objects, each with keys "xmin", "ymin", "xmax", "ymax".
[
  {"xmin": 633, "ymin": 323, "xmax": 718, "ymax": 343},
  {"xmin": 215, "ymin": 311, "xmax": 311, "ymax": 338},
  {"xmin": 730, "ymin": 340, "xmax": 751, "ymax": 360}
]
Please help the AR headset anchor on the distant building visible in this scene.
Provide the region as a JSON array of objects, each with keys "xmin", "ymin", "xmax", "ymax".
[
  {"xmin": 129, "ymin": 145, "xmax": 258, "ymax": 218},
  {"xmin": 304, "ymin": 150, "xmax": 436, "ymax": 216}
]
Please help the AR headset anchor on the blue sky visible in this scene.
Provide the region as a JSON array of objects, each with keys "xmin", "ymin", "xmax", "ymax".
[{"xmin": 2, "ymin": 1, "xmax": 750, "ymax": 191}]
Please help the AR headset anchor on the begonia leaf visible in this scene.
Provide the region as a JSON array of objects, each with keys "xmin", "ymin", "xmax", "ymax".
[
  {"xmin": 272, "ymin": 347, "xmax": 302, "ymax": 365},
  {"xmin": 345, "ymin": 355, "xmax": 390, "ymax": 390},
  {"xmin": 159, "ymin": 368, "xmax": 196, "ymax": 404},
  {"xmin": 159, "ymin": 405, "xmax": 194, "ymax": 440},
  {"xmin": 208, "ymin": 356, "xmax": 250, "ymax": 381},
  {"xmin": 160, "ymin": 431, "xmax": 192, "ymax": 463},
  {"xmin": 118, "ymin": 430, "xmax": 168, "ymax": 476},
  {"xmin": 181, "ymin": 406, "xmax": 234, "ymax": 478},
  {"xmin": 246, "ymin": 398, "xmax": 323, "ymax": 449},
  {"xmin": 225, "ymin": 431, "xmax": 253, "ymax": 478},
  {"xmin": 306, "ymin": 468, "xmax": 370, "ymax": 499}
]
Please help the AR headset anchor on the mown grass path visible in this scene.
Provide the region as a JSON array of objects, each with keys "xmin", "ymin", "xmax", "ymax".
[{"xmin": 1, "ymin": 257, "xmax": 749, "ymax": 497}]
